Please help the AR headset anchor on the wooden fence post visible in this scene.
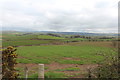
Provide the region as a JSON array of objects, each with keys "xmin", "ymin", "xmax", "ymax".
[
  {"xmin": 38, "ymin": 64, "xmax": 44, "ymax": 80},
  {"xmin": 24, "ymin": 66, "xmax": 28, "ymax": 80}
]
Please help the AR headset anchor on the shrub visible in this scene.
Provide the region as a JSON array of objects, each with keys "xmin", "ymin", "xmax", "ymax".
[
  {"xmin": 2, "ymin": 46, "xmax": 19, "ymax": 79},
  {"xmin": 87, "ymin": 53, "xmax": 119, "ymax": 78}
]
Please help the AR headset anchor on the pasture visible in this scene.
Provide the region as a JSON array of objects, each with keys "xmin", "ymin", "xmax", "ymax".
[
  {"xmin": 2, "ymin": 32, "xmax": 113, "ymax": 47},
  {"xmin": 2, "ymin": 32, "xmax": 117, "ymax": 78},
  {"xmin": 15, "ymin": 41, "xmax": 117, "ymax": 78},
  {"xmin": 38, "ymin": 35, "xmax": 65, "ymax": 39},
  {"xmin": 16, "ymin": 44, "xmax": 115, "ymax": 64},
  {"xmin": 2, "ymin": 33, "xmax": 58, "ymax": 47}
]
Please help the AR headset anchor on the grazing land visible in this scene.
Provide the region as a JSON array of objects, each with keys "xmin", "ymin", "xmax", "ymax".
[
  {"xmin": 2, "ymin": 31, "xmax": 118, "ymax": 78},
  {"xmin": 17, "ymin": 45, "xmax": 115, "ymax": 64}
]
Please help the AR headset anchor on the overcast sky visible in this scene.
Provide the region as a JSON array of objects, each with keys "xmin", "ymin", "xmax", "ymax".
[{"xmin": 0, "ymin": 0, "xmax": 119, "ymax": 33}]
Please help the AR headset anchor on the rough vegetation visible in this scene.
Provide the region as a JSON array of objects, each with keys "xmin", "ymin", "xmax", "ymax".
[
  {"xmin": 87, "ymin": 53, "xmax": 119, "ymax": 78},
  {"xmin": 2, "ymin": 46, "xmax": 18, "ymax": 79}
]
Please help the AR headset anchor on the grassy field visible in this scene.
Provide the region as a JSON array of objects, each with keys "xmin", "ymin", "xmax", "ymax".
[
  {"xmin": 38, "ymin": 35, "xmax": 65, "ymax": 39},
  {"xmin": 2, "ymin": 33, "xmax": 113, "ymax": 47},
  {"xmin": 63, "ymin": 38, "xmax": 88, "ymax": 42},
  {"xmin": 2, "ymin": 32, "xmax": 117, "ymax": 78},
  {"xmin": 2, "ymin": 33, "xmax": 63, "ymax": 47},
  {"xmin": 15, "ymin": 41, "xmax": 117, "ymax": 78},
  {"xmin": 2, "ymin": 40, "xmax": 53, "ymax": 47},
  {"xmin": 16, "ymin": 43, "xmax": 116, "ymax": 64}
]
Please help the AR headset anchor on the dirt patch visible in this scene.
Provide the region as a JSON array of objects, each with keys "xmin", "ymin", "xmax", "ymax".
[
  {"xmin": 16, "ymin": 63, "xmax": 38, "ymax": 69},
  {"xmin": 45, "ymin": 62, "xmax": 98, "ymax": 72},
  {"xmin": 18, "ymin": 56, "xmax": 29, "ymax": 59},
  {"xmin": 16, "ymin": 62, "xmax": 98, "ymax": 78},
  {"xmin": 0, "ymin": 36, "xmax": 6, "ymax": 37},
  {"xmin": 62, "ymin": 57, "xmax": 81, "ymax": 61}
]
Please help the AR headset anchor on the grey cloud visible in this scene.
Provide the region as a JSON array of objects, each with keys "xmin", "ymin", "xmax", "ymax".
[{"xmin": 1, "ymin": 0, "xmax": 118, "ymax": 33}]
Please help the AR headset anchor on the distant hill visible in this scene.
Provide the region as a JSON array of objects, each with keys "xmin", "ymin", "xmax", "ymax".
[
  {"xmin": 2, "ymin": 30, "xmax": 118, "ymax": 37},
  {"xmin": 38, "ymin": 31, "xmax": 118, "ymax": 37}
]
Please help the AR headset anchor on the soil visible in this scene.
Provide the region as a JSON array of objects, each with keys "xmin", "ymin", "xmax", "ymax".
[{"xmin": 16, "ymin": 62, "xmax": 98, "ymax": 78}]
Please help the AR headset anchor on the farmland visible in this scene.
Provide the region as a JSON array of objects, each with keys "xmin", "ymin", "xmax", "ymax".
[
  {"xmin": 2, "ymin": 31, "xmax": 118, "ymax": 78},
  {"xmin": 17, "ymin": 45, "xmax": 115, "ymax": 64},
  {"xmin": 2, "ymin": 32, "xmax": 114, "ymax": 47}
]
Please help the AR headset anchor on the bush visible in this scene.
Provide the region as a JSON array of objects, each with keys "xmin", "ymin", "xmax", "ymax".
[
  {"xmin": 2, "ymin": 46, "xmax": 19, "ymax": 78},
  {"xmin": 87, "ymin": 53, "xmax": 119, "ymax": 78}
]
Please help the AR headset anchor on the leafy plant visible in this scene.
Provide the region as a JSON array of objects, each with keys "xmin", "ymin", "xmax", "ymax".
[
  {"xmin": 2, "ymin": 46, "xmax": 19, "ymax": 79},
  {"xmin": 87, "ymin": 53, "xmax": 119, "ymax": 78}
]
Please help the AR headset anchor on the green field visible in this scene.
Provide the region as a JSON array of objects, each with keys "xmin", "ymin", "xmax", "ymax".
[
  {"xmin": 63, "ymin": 38, "xmax": 88, "ymax": 42},
  {"xmin": 16, "ymin": 45, "xmax": 116, "ymax": 64},
  {"xmin": 15, "ymin": 43, "xmax": 117, "ymax": 78},
  {"xmin": 2, "ymin": 33, "xmax": 113, "ymax": 48},
  {"xmin": 2, "ymin": 33, "xmax": 63, "ymax": 47},
  {"xmin": 2, "ymin": 40, "xmax": 53, "ymax": 47},
  {"xmin": 38, "ymin": 35, "xmax": 65, "ymax": 39},
  {"xmin": 2, "ymin": 32, "xmax": 117, "ymax": 78}
]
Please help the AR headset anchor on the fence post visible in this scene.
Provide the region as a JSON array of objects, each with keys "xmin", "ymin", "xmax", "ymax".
[
  {"xmin": 24, "ymin": 66, "xmax": 28, "ymax": 80},
  {"xmin": 38, "ymin": 64, "xmax": 44, "ymax": 80}
]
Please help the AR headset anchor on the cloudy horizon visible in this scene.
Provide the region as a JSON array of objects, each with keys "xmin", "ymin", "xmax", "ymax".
[{"xmin": 0, "ymin": 0, "xmax": 119, "ymax": 33}]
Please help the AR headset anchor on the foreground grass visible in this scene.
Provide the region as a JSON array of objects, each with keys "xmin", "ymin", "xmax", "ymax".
[
  {"xmin": 18, "ymin": 70, "xmax": 66, "ymax": 78},
  {"xmin": 55, "ymin": 67, "xmax": 80, "ymax": 71},
  {"xmin": 28, "ymin": 72, "xmax": 66, "ymax": 78}
]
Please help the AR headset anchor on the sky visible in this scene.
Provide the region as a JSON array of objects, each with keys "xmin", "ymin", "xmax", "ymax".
[{"xmin": 0, "ymin": 0, "xmax": 119, "ymax": 33}]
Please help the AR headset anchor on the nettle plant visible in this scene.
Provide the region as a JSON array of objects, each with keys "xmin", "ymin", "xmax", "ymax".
[{"xmin": 2, "ymin": 46, "xmax": 19, "ymax": 79}]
